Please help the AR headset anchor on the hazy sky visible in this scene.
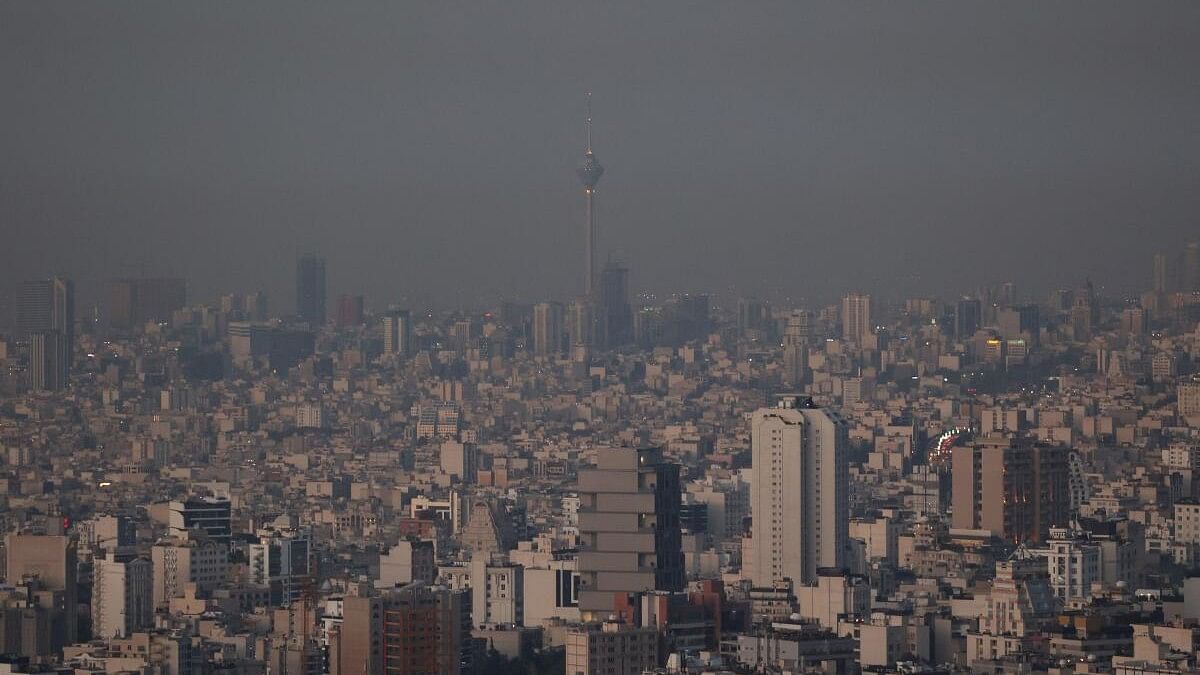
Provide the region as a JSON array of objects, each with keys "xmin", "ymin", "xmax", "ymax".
[{"xmin": 2, "ymin": 2, "xmax": 1199, "ymax": 316}]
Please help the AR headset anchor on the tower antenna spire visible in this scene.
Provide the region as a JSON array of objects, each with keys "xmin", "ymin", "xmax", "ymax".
[
  {"xmin": 586, "ymin": 91, "xmax": 593, "ymax": 153},
  {"xmin": 576, "ymin": 93, "xmax": 604, "ymax": 298}
]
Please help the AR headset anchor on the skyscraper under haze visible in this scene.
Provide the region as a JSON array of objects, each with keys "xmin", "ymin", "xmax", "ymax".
[
  {"xmin": 532, "ymin": 301, "xmax": 564, "ymax": 357},
  {"xmin": 336, "ymin": 294, "xmax": 364, "ymax": 327},
  {"xmin": 381, "ymin": 309, "xmax": 412, "ymax": 356},
  {"xmin": 597, "ymin": 261, "xmax": 632, "ymax": 350},
  {"xmin": 108, "ymin": 278, "xmax": 186, "ymax": 331},
  {"xmin": 29, "ymin": 330, "xmax": 69, "ymax": 392},
  {"xmin": 18, "ymin": 277, "xmax": 74, "ymax": 388},
  {"xmin": 1153, "ymin": 253, "xmax": 1169, "ymax": 294},
  {"xmin": 782, "ymin": 310, "xmax": 810, "ymax": 388},
  {"xmin": 751, "ymin": 395, "xmax": 849, "ymax": 587},
  {"xmin": 955, "ymin": 298, "xmax": 982, "ymax": 340},
  {"xmin": 567, "ymin": 298, "xmax": 592, "ymax": 348},
  {"xmin": 295, "ymin": 255, "xmax": 326, "ymax": 325},
  {"xmin": 17, "ymin": 277, "xmax": 74, "ymax": 346},
  {"xmin": 842, "ymin": 293, "xmax": 871, "ymax": 345},
  {"xmin": 1186, "ymin": 242, "xmax": 1200, "ymax": 293}
]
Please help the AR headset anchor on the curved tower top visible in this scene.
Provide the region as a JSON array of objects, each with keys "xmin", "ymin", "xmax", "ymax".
[{"xmin": 577, "ymin": 93, "xmax": 604, "ymax": 188}]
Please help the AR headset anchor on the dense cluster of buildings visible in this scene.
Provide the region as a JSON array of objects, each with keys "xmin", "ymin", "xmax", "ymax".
[
  {"xmin": 0, "ymin": 243, "xmax": 1199, "ymax": 675},
  {"xmin": 3, "ymin": 107, "xmax": 1200, "ymax": 675}
]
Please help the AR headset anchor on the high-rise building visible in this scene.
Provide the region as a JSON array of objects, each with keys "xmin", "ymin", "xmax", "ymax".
[
  {"xmin": 18, "ymin": 278, "xmax": 74, "ymax": 389},
  {"xmin": 16, "ymin": 277, "xmax": 74, "ymax": 349},
  {"xmin": 168, "ymin": 497, "xmax": 232, "ymax": 546},
  {"xmin": 1045, "ymin": 526, "xmax": 1101, "ymax": 606},
  {"xmin": 951, "ymin": 435, "xmax": 1070, "ymax": 544},
  {"xmin": 783, "ymin": 310, "xmax": 810, "ymax": 347},
  {"xmin": 469, "ymin": 555, "xmax": 523, "ymax": 627},
  {"xmin": 1186, "ymin": 242, "xmax": 1200, "ymax": 293},
  {"xmin": 531, "ymin": 302, "xmax": 564, "ymax": 357},
  {"xmin": 151, "ymin": 532, "xmax": 229, "ymax": 609},
  {"xmin": 295, "ymin": 254, "xmax": 326, "ymax": 325},
  {"xmin": 108, "ymin": 278, "xmax": 186, "ymax": 331},
  {"xmin": 577, "ymin": 93, "xmax": 605, "ymax": 298},
  {"xmin": 1153, "ymin": 253, "xmax": 1169, "ymax": 294},
  {"xmin": 92, "ymin": 554, "xmax": 153, "ymax": 639},
  {"xmin": 381, "ymin": 309, "xmax": 412, "ymax": 356},
  {"xmin": 597, "ymin": 261, "xmax": 632, "ymax": 349},
  {"xmin": 750, "ymin": 396, "xmax": 849, "ymax": 587},
  {"xmin": 955, "ymin": 298, "xmax": 982, "ymax": 340},
  {"xmin": 335, "ymin": 294, "xmax": 364, "ymax": 327},
  {"xmin": 576, "ymin": 446, "xmax": 683, "ymax": 619},
  {"xmin": 737, "ymin": 298, "xmax": 772, "ymax": 338},
  {"xmin": 5, "ymin": 534, "xmax": 78, "ymax": 645},
  {"xmin": 567, "ymin": 298, "xmax": 593, "ymax": 348},
  {"xmin": 782, "ymin": 310, "xmax": 811, "ymax": 388},
  {"xmin": 997, "ymin": 304, "xmax": 1040, "ymax": 346},
  {"xmin": 841, "ymin": 293, "xmax": 871, "ymax": 345},
  {"xmin": 245, "ymin": 291, "xmax": 269, "ymax": 321},
  {"xmin": 29, "ymin": 330, "xmax": 68, "ymax": 392},
  {"xmin": 1178, "ymin": 376, "xmax": 1200, "ymax": 420},
  {"xmin": 248, "ymin": 530, "xmax": 311, "ymax": 606},
  {"xmin": 335, "ymin": 584, "xmax": 472, "ymax": 675}
]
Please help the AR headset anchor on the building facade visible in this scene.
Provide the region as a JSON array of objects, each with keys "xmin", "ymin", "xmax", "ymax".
[
  {"xmin": 750, "ymin": 396, "xmax": 849, "ymax": 587},
  {"xmin": 576, "ymin": 446, "xmax": 683, "ymax": 618}
]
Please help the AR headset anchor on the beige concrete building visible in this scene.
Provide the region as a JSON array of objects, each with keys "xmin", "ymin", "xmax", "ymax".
[
  {"xmin": 334, "ymin": 584, "xmax": 471, "ymax": 675},
  {"xmin": 469, "ymin": 555, "xmax": 523, "ymax": 627},
  {"xmin": 842, "ymin": 293, "xmax": 871, "ymax": 344},
  {"xmin": 151, "ymin": 532, "xmax": 229, "ymax": 609},
  {"xmin": 1179, "ymin": 376, "xmax": 1200, "ymax": 422},
  {"xmin": 951, "ymin": 435, "xmax": 1070, "ymax": 544},
  {"xmin": 564, "ymin": 620, "xmax": 658, "ymax": 675},
  {"xmin": 378, "ymin": 539, "xmax": 436, "ymax": 588},
  {"xmin": 532, "ymin": 301, "xmax": 564, "ymax": 357},
  {"xmin": 4, "ymin": 534, "xmax": 77, "ymax": 645},
  {"xmin": 750, "ymin": 396, "xmax": 849, "ymax": 587},
  {"xmin": 576, "ymin": 447, "xmax": 683, "ymax": 619},
  {"xmin": 794, "ymin": 569, "xmax": 870, "ymax": 630},
  {"xmin": 92, "ymin": 555, "xmax": 153, "ymax": 639}
]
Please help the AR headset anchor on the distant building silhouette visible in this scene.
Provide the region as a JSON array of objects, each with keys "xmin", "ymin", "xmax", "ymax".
[
  {"xmin": 295, "ymin": 254, "xmax": 326, "ymax": 325},
  {"xmin": 18, "ymin": 278, "xmax": 74, "ymax": 387},
  {"xmin": 335, "ymin": 294, "xmax": 364, "ymax": 327},
  {"xmin": 532, "ymin": 301, "xmax": 563, "ymax": 357},
  {"xmin": 381, "ymin": 309, "xmax": 412, "ymax": 356},
  {"xmin": 597, "ymin": 261, "xmax": 632, "ymax": 349},
  {"xmin": 108, "ymin": 278, "xmax": 186, "ymax": 331}
]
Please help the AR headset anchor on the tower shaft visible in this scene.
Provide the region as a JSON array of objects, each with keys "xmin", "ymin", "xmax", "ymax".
[
  {"xmin": 575, "ymin": 93, "xmax": 604, "ymax": 299},
  {"xmin": 585, "ymin": 187, "xmax": 596, "ymax": 298}
]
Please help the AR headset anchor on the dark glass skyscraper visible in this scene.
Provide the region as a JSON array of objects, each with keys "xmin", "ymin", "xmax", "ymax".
[
  {"xmin": 18, "ymin": 277, "xmax": 74, "ymax": 387},
  {"xmin": 17, "ymin": 277, "xmax": 74, "ymax": 345},
  {"xmin": 955, "ymin": 298, "xmax": 982, "ymax": 340},
  {"xmin": 597, "ymin": 261, "xmax": 632, "ymax": 349},
  {"xmin": 295, "ymin": 255, "xmax": 326, "ymax": 325}
]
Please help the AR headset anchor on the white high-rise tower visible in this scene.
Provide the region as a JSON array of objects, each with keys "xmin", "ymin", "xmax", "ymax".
[{"xmin": 750, "ymin": 395, "xmax": 848, "ymax": 587}]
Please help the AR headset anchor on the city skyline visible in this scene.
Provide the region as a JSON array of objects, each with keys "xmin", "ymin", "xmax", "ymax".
[
  {"xmin": 2, "ymin": 2, "xmax": 1198, "ymax": 314},
  {"xmin": 4, "ymin": 4, "xmax": 1200, "ymax": 674}
]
